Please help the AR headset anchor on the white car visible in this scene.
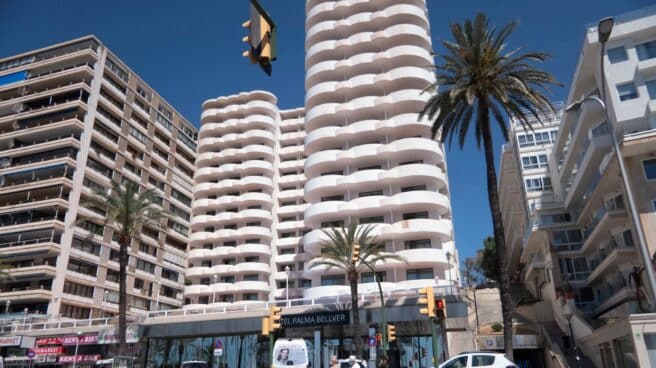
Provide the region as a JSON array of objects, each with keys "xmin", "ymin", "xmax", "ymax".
[{"xmin": 438, "ymin": 352, "xmax": 517, "ymax": 368}]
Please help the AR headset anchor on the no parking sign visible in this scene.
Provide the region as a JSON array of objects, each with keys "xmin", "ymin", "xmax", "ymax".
[{"xmin": 213, "ymin": 339, "xmax": 223, "ymax": 357}]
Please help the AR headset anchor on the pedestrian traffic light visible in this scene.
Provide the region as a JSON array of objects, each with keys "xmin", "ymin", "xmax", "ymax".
[
  {"xmin": 269, "ymin": 306, "xmax": 282, "ymax": 332},
  {"xmin": 242, "ymin": 0, "xmax": 277, "ymax": 76},
  {"xmin": 351, "ymin": 244, "xmax": 360, "ymax": 263},
  {"xmin": 387, "ymin": 324, "xmax": 396, "ymax": 342},
  {"xmin": 418, "ymin": 287, "xmax": 436, "ymax": 318},
  {"xmin": 261, "ymin": 317, "xmax": 270, "ymax": 336},
  {"xmin": 436, "ymin": 298, "xmax": 447, "ymax": 320}
]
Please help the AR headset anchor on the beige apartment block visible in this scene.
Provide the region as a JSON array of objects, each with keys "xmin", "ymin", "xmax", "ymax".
[
  {"xmin": 499, "ymin": 5, "xmax": 656, "ymax": 367},
  {"xmin": 0, "ymin": 36, "xmax": 196, "ymax": 319}
]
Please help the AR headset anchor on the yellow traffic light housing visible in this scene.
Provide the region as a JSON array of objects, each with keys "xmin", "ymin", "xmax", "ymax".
[
  {"xmin": 387, "ymin": 324, "xmax": 396, "ymax": 342},
  {"xmin": 418, "ymin": 287, "xmax": 436, "ymax": 318},
  {"xmin": 242, "ymin": 0, "xmax": 277, "ymax": 75},
  {"xmin": 351, "ymin": 244, "xmax": 360, "ymax": 263},
  {"xmin": 269, "ymin": 306, "xmax": 282, "ymax": 332},
  {"xmin": 436, "ymin": 298, "xmax": 447, "ymax": 320},
  {"xmin": 261, "ymin": 317, "xmax": 270, "ymax": 336}
]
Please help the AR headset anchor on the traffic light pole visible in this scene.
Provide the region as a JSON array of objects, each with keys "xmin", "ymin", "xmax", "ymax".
[
  {"xmin": 430, "ymin": 318, "xmax": 440, "ymax": 367},
  {"xmin": 361, "ymin": 259, "xmax": 387, "ymax": 356},
  {"xmin": 269, "ymin": 334, "xmax": 274, "ymax": 368}
]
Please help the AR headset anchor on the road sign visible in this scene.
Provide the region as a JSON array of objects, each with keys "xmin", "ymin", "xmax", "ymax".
[
  {"xmin": 367, "ymin": 336, "xmax": 376, "ymax": 347},
  {"xmin": 214, "ymin": 339, "xmax": 223, "ymax": 349},
  {"xmin": 26, "ymin": 350, "xmax": 35, "ymax": 358},
  {"xmin": 213, "ymin": 348, "xmax": 223, "ymax": 357}
]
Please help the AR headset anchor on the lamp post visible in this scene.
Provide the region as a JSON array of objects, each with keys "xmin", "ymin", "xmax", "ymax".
[
  {"xmin": 284, "ymin": 265, "xmax": 290, "ymax": 306},
  {"xmin": 102, "ymin": 290, "xmax": 108, "ymax": 318},
  {"xmin": 72, "ymin": 331, "xmax": 82, "ymax": 368},
  {"xmin": 212, "ymin": 275, "xmax": 219, "ymax": 304},
  {"xmin": 446, "ymin": 252, "xmax": 453, "ymax": 294},
  {"xmin": 23, "ymin": 307, "xmax": 28, "ymax": 327},
  {"xmin": 565, "ymin": 17, "xmax": 656, "ymax": 303},
  {"xmin": 5, "ymin": 300, "xmax": 10, "ymax": 314}
]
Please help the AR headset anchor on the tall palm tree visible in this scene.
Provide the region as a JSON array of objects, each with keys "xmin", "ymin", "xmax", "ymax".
[
  {"xmin": 420, "ymin": 13, "xmax": 560, "ymax": 359},
  {"xmin": 80, "ymin": 181, "xmax": 168, "ymax": 355},
  {"xmin": 308, "ymin": 224, "xmax": 402, "ymax": 357}
]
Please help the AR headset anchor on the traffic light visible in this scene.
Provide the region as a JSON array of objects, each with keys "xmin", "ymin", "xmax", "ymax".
[
  {"xmin": 261, "ymin": 317, "xmax": 270, "ymax": 336},
  {"xmin": 269, "ymin": 306, "xmax": 282, "ymax": 332},
  {"xmin": 436, "ymin": 298, "xmax": 447, "ymax": 320},
  {"xmin": 418, "ymin": 287, "xmax": 436, "ymax": 318},
  {"xmin": 242, "ymin": 0, "xmax": 277, "ymax": 76},
  {"xmin": 351, "ymin": 244, "xmax": 360, "ymax": 263},
  {"xmin": 387, "ymin": 324, "xmax": 396, "ymax": 342}
]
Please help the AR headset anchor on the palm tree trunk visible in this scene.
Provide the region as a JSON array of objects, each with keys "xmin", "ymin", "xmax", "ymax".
[
  {"xmin": 349, "ymin": 273, "xmax": 362, "ymax": 357},
  {"xmin": 118, "ymin": 238, "xmax": 129, "ymax": 355},
  {"xmin": 479, "ymin": 98, "xmax": 514, "ymax": 360}
]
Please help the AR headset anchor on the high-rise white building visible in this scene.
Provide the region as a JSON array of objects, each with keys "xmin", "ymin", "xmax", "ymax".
[
  {"xmin": 187, "ymin": 0, "xmax": 458, "ymax": 305},
  {"xmin": 0, "ymin": 36, "xmax": 196, "ymax": 319}
]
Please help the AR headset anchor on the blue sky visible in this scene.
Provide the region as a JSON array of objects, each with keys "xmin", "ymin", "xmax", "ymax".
[{"xmin": 0, "ymin": 0, "xmax": 650, "ymax": 264}]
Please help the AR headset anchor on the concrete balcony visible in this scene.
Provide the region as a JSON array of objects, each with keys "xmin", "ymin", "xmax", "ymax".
[
  {"xmin": 192, "ymin": 192, "xmax": 272, "ymax": 212},
  {"xmin": 198, "ymin": 129, "xmax": 275, "ymax": 152},
  {"xmin": 199, "ymin": 114, "xmax": 275, "ymax": 138}
]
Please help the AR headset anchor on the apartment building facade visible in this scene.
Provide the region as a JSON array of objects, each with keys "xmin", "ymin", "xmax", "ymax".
[
  {"xmin": 500, "ymin": 6, "xmax": 656, "ymax": 367},
  {"xmin": 187, "ymin": 0, "xmax": 458, "ymax": 305},
  {"xmin": 0, "ymin": 36, "xmax": 196, "ymax": 320}
]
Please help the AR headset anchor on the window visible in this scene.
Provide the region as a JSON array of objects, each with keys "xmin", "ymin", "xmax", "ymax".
[
  {"xmin": 617, "ymin": 83, "xmax": 638, "ymax": 101},
  {"xmin": 552, "ymin": 229, "xmax": 583, "ymax": 251},
  {"xmin": 63, "ymin": 281, "xmax": 94, "ymax": 298},
  {"xmin": 359, "ymin": 190, "xmax": 383, "ymax": 197},
  {"xmin": 321, "ymin": 220, "xmax": 344, "ymax": 228},
  {"xmin": 67, "ymin": 259, "xmax": 98, "ymax": 276},
  {"xmin": 136, "ymin": 259, "xmax": 155, "ymax": 274},
  {"xmin": 401, "ymin": 185, "xmax": 426, "ymax": 192},
  {"xmin": 521, "ymin": 154, "xmax": 548, "ymax": 169},
  {"xmin": 300, "ymin": 279, "xmax": 312, "ymax": 288},
  {"xmin": 525, "ymin": 177, "xmax": 552, "ymax": 192},
  {"xmin": 245, "ymin": 239, "xmax": 259, "ymax": 244},
  {"xmin": 128, "ymin": 126, "xmax": 147, "ymax": 144},
  {"xmin": 622, "ymin": 229, "xmax": 635, "ymax": 247},
  {"xmin": 133, "ymin": 278, "xmax": 144, "ymax": 289},
  {"xmin": 405, "ymin": 239, "xmax": 432, "ymax": 249},
  {"xmin": 646, "ymin": 80, "xmax": 656, "ymax": 100},
  {"xmin": 161, "ymin": 268, "xmax": 179, "ymax": 281},
  {"xmin": 71, "ymin": 237, "xmax": 101, "ymax": 256},
  {"xmin": 106, "ymin": 269, "xmax": 119, "ymax": 283},
  {"xmin": 244, "ymin": 256, "xmax": 259, "ymax": 262},
  {"xmin": 61, "ymin": 304, "xmax": 90, "ymax": 319},
  {"xmin": 607, "ymin": 46, "xmax": 628, "ymax": 63},
  {"xmin": 105, "ymin": 58, "xmax": 128, "ymax": 82},
  {"xmin": 643, "ymin": 158, "xmax": 656, "ymax": 181},
  {"xmin": 403, "ymin": 212, "xmax": 429, "ymax": 220},
  {"xmin": 406, "ymin": 268, "xmax": 433, "ymax": 280},
  {"xmin": 472, "ymin": 355, "xmax": 495, "ymax": 366},
  {"xmin": 243, "ymin": 274, "xmax": 259, "ymax": 281},
  {"xmin": 359, "ymin": 216, "xmax": 384, "ymax": 224},
  {"xmin": 637, "ymin": 40, "xmax": 656, "ymax": 61},
  {"xmin": 221, "ymin": 276, "xmax": 235, "ymax": 283},
  {"xmin": 442, "ymin": 356, "xmax": 467, "ymax": 368},
  {"xmin": 361, "ymin": 272, "xmax": 385, "ymax": 283},
  {"xmin": 243, "ymin": 293, "xmax": 258, "ymax": 301},
  {"xmin": 644, "ymin": 333, "xmax": 656, "ymax": 367},
  {"xmin": 321, "ymin": 194, "xmax": 344, "ymax": 202},
  {"xmin": 558, "ymin": 257, "xmax": 590, "ymax": 281},
  {"xmin": 321, "ymin": 275, "xmax": 345, "ymax": 286},
  {"xmin": 517, "ymin": 134, "xmax": 535, "ymax": 147}
]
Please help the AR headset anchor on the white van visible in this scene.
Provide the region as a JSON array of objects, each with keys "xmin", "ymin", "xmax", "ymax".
[{"xmin": 272, "ymin": 338, "xmax": 310, "ymax": 368}]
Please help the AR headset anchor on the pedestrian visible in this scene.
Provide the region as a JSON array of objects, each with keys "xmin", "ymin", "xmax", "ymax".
[
  {"xmin": 378, "ymin": 356, "xmax": 389, "ymax": 368},
  {"xmin": 349, "ymin": 355, "xmax": 361, "ymax": 368},
  {"xmin": 330, "ymin": 356, "xmax": 339, "ymax": 368}
]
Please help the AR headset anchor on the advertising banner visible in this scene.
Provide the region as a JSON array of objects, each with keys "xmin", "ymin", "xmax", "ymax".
[
  {"xmin": 36, "ymin": 335, "xmax": 98, "ymax": 346},
  {"xmin": 0, "ymin": 336, "xmax": 21, "ymax": 347},
  {"xmin": 98, "ymin": 326, "xmax": 139, "ymax": 344},
  {"xmin": 59, "ymin": 355, "xmax": 101, "ymax": 363},
  {"xmin": 31, "ymin": 347, "xmax": 65, "ymax": 355}
]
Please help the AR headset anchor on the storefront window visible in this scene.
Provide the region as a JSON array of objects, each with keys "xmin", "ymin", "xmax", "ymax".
[{"xmin": 644, "ymin": 334, "xmax": 656, "ymax": 367}]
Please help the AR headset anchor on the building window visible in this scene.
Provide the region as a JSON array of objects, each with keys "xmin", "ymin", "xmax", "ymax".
[
  {"xmin": 403, "ymin": 212, "xmax": 429, "ymax": 220},
  {"xmin": 637, "ymin": 40, "xmax": 656, "ymax": 61},
  {"xmin": 300, "ymin": 279, "xmax": 312, "ymax": 288},
  {"xmin": 359, "ymin": 216, "xmax": 384, "ymax": 224},
  {"xmin": 644, "ymin": 333, "xmax": 656, "ymax": 366},
  {"xmin": 521, "ymin": 154, "xmax": 548, "ymax": 169},
  {"xmin": 517, "ymin": 134, "xmax": 535, "ymax": 147},
  {"xmin": 63, "ymin": 281, "xmax": 94, "ymax": 298},
  {"xmin": 617, "ymin": 83, "xmax": 638, "ymax": 101},
  {"xmin": 405, "ymin": 239, "xmax": 432, "ymax": 249},
  {"xmin": 321, "ymin": 275, "xmax": 345, "ymax": 286},
  {"xmin": 643, "ymin": 158, "xmax": 656, "ymax": 181},
  {"xmin": 359, "ymin": 190, "xmax": 383, "ymax": 197},
  {"xmin": 136, "ymin": 259, "xmax": 155, "ymax": 274},
  {"xmin": 613, "ymin": 336, "xmax": 638, "ymax": 368},
  {"xmin": 243, "ymin": 274, "xmax": 259, "ymax": 281},
  {"xmin": 361, "ymin": 272, "xmax": 386, "ymax": 283},
  {"xmin": 221, "ymin": 276, "xmax": 235, "ymax": 283},
  {"xmin": 551, "ymin": 230, "xmax": 583, "ymax": 251},
  {"xmin": 647, "ymin": 80, "xmax": 656, "ymax": 100},
  {"xmin": 321, "ymin": 194, "xmax": 344, "ymax": 202},
  {"xmin": 406, "ymin": 268, "xmax": 433, "ymax": 280},
  {"xmin": 243, "ymin": 293, "xmax": 258, "ymax": 301},
  {"xmin": 525, "ymin": 177, "xmax": 552, "ymax": 192},
  {"xmin": 401, "ymin": 185, "xmax": 427, "ymax": 192},
  {"xmin": 67, "ymin": 259, "xmax": 98, "ymax": 277},
  {"xmin": 607, "ymin": 47, "xmax": 628, "ymax": 63},
  {"xmin": 133, "ymin": 278, "xmax": 144, "ymax": 289},
  {"xmin": 162, "ymin": 268, "xmax": 179, "ymax": 281}
]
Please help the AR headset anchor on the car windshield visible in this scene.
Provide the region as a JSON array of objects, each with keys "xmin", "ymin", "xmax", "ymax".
[{"xmin": 182, "ymin": 363, "xmax": 208, "ymax": 368}]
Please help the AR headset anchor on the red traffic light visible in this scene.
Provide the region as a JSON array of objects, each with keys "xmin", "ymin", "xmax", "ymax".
[
  {"xmin": 436, "ymin": 299, "xmax": 444, "ymax": 309},
  {"xmin": 376, "ymin": 333, "xmax": 382, "ymax": 343}
]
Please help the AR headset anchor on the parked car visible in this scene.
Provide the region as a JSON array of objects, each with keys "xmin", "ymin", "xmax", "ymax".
[
  {"xmin": 181, "ymin": 361, "xmax": 209, "ymax": 368},
  {"xmin": 438, "ymin": 352, "xmax": 517, "ymax": 368}
]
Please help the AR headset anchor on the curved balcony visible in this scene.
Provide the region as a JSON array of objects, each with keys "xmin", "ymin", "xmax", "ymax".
[
  {"xmin": 192, "ymin": 192, "xmax": 272, "ymax": 212},
  {"xmin": 306, "ymin": 45, "xmax": 432, "ymax": 89},
  {"xmin": 305, "ymin": 164, "xmax": 447, "ymax": 202},
  {"xmin": 278, "ymin": 174, "xmax": 306, "ymax": 186},
  {"xmin": 395, "ymin": 279, "xmax": 451, "ymax": 290},
  {"xmin": 185, "ymin": 265, "xmax": 236, "ymax": 279},
  {"xmin": 278, "ymin": 204, "xmax": 309, "ymax": 217},
  {"xmin": 278, "ymin": 189, "xmax": 304, "ymax": 202},
  {"xmin": 305, "ymin": 112, "xmax": 431, "ymax": 153},
  {"xmin": 305, "ymin": 66, "xmax": 433, "ymax": 109},
  {"xmin": 302, "ymin": 285, "xmax": 351, "ymax": 299},
  {"xmin": 202, "ymin": 90, "xmax": 277, "ymax": 110},
  {"xmin": 306, "ymin": 3, "xmax": 428, "ymax": 47},
  {"xmin": 196, "ymin": 145, "xmax": 274, "ymax": 167},
  {"xmin": 198, "ymin": 129, "xmax": 275, "ymax": 152},
  {"xmin": 306, "ymin": 24, "xmax": 430, "ymax": 68},
  {"xmin": 304, "ymin": 191, "xmax": 450, "ymax": 227},
  {"xmin": 187, "ymin": 244, "xmax": 271, "ymax": 261},
  {"xmin": 394, "ymin": 248, "xmax": 451, "ymax": 268},
  {"xmin": 276, "ymin": 236, "xmax": 302, "ymax": 248},
  {"xmin": 306, "ymin": 0, "xmax": 402, "ymax": 31},
  {"xmin": 199, "ymin": 114, "xmax": 275, "ymax": 138},
  {"xmin": 201, "ymin": 99, "xmax": 278, "ymax": 124},
  {"xmin": 305, "ymin": 89, "xmax": 429, "ymax": 132},
  {"xmin": 194, "ymin": 160, "xmax": 274, "ymax": 182},
  {"xmin": 234, "ymin": 281, "xmax": 270, "ymax": 293},
  {"xmin": 303, "ymin": 219, "xmax": 453, "ymax": 253},
  {"xmin": 235, "ymin": 262, "xmax": 270, "ymax": 274},
  {"xmin": 191, "ymin": 209, "xmax": 273, "ymax": 230},
  {"xmin": 193, "ymin": 176, "xmax": 274, "ymax": 197},
  {"xmin": 190, "ymin": 226, "xmax": 273, "ymax": 246},
  {"xmin": 304, "ymin": 137, "xmax": 442, "ymax": 177}
]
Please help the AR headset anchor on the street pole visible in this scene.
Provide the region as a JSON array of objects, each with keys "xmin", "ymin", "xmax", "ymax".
[
  {"xmin": 596, "ymin": 19, "xmax": 656, "ymax": 305},
  {"xmin": 213, "ymin": 275, "xmax": 218, "ymax": 304},
  {"xmin": 567, "ymin": 317, "xmax": 582, "ymax": 368},
  {"xmin": 285, "ymin": 265, "xmax": 290, "ymax": 307},
  {"xmin": 446, "ymin": 252, "xmax": 453, "ymax": 295},
  {"xmin": 430, "ymin": 318, "xmax": 440, "ymax": 367},
  {"xmin": 269, "ymin": 334, "xmax": 274, "ymax": 368},
  {"xmin": 361, "ymin": 259, "xmax": 387, "ymax": 357},
  {"xmin": 73, "ymin": 331, "xmax": 82, "ymax": 368}
]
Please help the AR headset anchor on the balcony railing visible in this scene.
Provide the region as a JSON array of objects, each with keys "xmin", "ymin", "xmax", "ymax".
[
  {"xmin": 4, "ymin": 133, "xmax": 80, "ymax": 151},
  {"xmin": 0, "ymin": 109, "xmax": 83, "ymax": 135},
  {"xmin": 0, "ymin": 233, "xmax": 61, "ymax": 249}
]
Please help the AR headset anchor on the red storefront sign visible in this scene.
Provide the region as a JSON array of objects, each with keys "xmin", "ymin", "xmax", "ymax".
[
  {"xmin": 36, "ymin": 334, "xmax": 98, "ymax": 346},
  {"xmin": 59, "ymin": 355, "xmax": 101, "ymax": 363},
  {"xmin": 32, "ymin": 346, "xmax": 65, "ymax": 355}
]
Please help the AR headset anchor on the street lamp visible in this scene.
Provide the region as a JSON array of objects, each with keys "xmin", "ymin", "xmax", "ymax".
[
  {"xmin": 565, "ymin": 17, "xmax": 656, "ymax": 303},
  {"xmin": 72, "ymin": 331, "xmax": 82, "ymax": 368},
  {"xmin": 284, "ymin": 265, "xmax": 290, "ymax": 306},
  {"xmin": 212, "ymin": 275, "xmax": 218, "ymax": 304},
  {"xmin": 5, "ymin": 300, "xmax": 10, "ymax": 314},
  {"xmin": 446, "ymin": 252, "xmax": 453, "ymax": 294},
  {"xmin": 23, "ymin": 307, "xmax": 28, "ymax": 327}
]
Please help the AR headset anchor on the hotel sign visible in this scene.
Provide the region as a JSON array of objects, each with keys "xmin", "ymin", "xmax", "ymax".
[{"xmin": 281, "ymin": 311, "xmax": 350, "ymax": 328}]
